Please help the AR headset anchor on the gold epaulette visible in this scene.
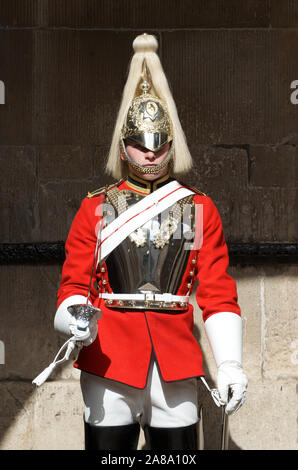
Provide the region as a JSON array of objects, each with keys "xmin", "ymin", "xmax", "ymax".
[
  {"xmin": 178, "ymin": 181, "xmax": 207, "ymax": 197},
  {"xmin": 86, "ymin": 186, "xmax": 106, "ymax": 198},
  {"xmin": 192, "ymin": 187, "xmax": 207, "ymax": 196},
  {"xmin": 86, "ymin": 179, "xmax": 125, "ymax": 198}
]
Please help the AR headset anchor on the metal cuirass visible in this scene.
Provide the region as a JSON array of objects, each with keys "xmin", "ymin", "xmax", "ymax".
[{"xmin": 101, "ymin": 187, "xmax": 197, "ymax": 310}]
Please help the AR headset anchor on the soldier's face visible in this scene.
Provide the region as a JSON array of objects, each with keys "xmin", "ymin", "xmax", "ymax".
[{"xmin": 121, "ymin": 139, "xmax": 170, "ymax": 180}]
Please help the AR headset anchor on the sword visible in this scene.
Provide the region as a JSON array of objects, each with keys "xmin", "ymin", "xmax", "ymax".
[
  {"xmin": 220, "ymin": 405, "xmax": 229, "ymax": 450},
  {"xmin": 220, "ymin": 387, "xmax": 233, "ymax": 450},
  {"xmin": 200, "ymin": 376, "xmax": 230, "ymax": 450}
]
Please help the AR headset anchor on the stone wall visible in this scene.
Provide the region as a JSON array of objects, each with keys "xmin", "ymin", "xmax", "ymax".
[{"xmin": 0, "ymin": 1, "xmax": 297, "ymax": 450}]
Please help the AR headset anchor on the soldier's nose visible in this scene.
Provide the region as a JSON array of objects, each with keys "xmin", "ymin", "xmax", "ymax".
[{"xmin": 146, "ymin": 151, "xmax": 156, "ymax": 161}]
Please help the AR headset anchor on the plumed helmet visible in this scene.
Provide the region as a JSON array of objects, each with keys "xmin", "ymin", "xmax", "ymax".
[
  {"xmin": 121, "ymin": 60, "xmax": 173, "ymax": 152},
  {"xmin": 106, "ymin": 33, "xmax": 193, "ymax": 179}
]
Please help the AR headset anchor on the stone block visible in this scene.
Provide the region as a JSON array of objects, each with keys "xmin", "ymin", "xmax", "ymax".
[
  {"xmin": 0, "ymin": 31, "xmax": 34, "ymax": 144},
  {"xmin": 93, "ymin": 145, "xmax": 116, "ymax": 183},
  {"xmin": 262, "ymin": 265, "xmax": 298, "ymax": 381},
  {"xmin": 217, "ymin": 185, "xmax": 298, "ymax": 243},
  {"xmin": 32, "ymin": 30, "xmax": 137, "ymax": 146},
  {"xmin": 270, "ymin": 0, "xmax": 298, "ymax": 27},
  {"xmin": 0, "ymin": 381, "xmax": 34, "ymax": 450},
  {"xmin": 161, "ymin": 30, "xmax": 298, "ymax": 145},
  {"xmin": 249, "ymin": 145, "xmax": 298, "ymax": 188},
  {"xmin": 245, "ymin": 187, "xmax": 298, "ymax": 242},
  {"xmin": 31, "ymin": 381, "xmax": 84, "ymax": 450},
  {"xmin": 38, "ymin": 179, "xmax": 99, "ymax": 241},
  {"xmin": 0, "ymin": 1, "xmax": 271, "ymax": 29},
  {"xmin": 0, "ymin": 1, "xmax": 40, "ymax": 27},
  {"xmin": 39, "ymin": 145, "xmax": 93, "ymax": 181},
  {"xmin": 0, "ymin": 379, "xmax": 84, "ymax": 450},
  {"xmin": 44, "ymin": 0, "xmax": 270, "ymax": 29},
  {"xmin": 184, "ymin": 145, "xmax": 249, "ymax": 241},
  {"xmin": 0, "ymin": 146, "xmax": 37, "ymax": 243},
  {"xmin": 228, "ymin": 382, "xmax": 297, "ymax": 449},
  {"xmin": 186, "ymin": 145, "xmax": 248, "ymax": 195}
]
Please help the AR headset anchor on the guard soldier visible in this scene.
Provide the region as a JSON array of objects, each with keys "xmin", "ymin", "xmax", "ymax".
[{"xmin": 54, "ymin": 33, "xmax": 248, "ymax": 451}]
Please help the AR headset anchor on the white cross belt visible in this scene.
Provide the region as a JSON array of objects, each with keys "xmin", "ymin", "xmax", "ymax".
[{"xmin": 97, "ymin": 180, "xmax": 195, "ymax": 264}]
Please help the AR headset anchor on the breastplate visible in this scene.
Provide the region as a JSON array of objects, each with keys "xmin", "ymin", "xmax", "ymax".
[{"xmin": 103, "ymin": 188, "xmax": 196, "ymax": 298}]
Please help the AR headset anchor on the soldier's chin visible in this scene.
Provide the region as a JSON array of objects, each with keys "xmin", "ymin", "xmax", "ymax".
[{"xmin": 130, "ymin": 164, "xmax": 169, "ymax": 180}]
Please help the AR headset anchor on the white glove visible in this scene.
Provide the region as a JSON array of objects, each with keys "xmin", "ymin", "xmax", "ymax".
[
  {"xmin": 54, "ymin": 296, "xmax": 100, "ymax": 346},
  {"xmin": 69, "ymin": 315, "xmax": 98, "ymax": 346},
  {"xmin": 204, "ymin": 312, "xmax": 248, "ymax": 414},
  {"xmin": 217, "ymin": 360, "xmax": 248, "ymax": 415}
]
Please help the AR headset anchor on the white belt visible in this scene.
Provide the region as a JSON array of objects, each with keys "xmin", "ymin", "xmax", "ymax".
[
  {"xmin": 101, "ymin": 292, "xmax": 189, "ymax": 311},
  {"xmin": 101, "ymin": 293, "xmax": 189, "ymax": 302}
]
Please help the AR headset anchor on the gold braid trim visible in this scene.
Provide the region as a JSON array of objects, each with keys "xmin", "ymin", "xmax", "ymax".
[
  {"xmin": 86, "ymin": 179, "xmax": 125, "ymax": 198},
  {"xmin": 184, "ymin": 184, "xmax": 207, "ymax": 197}
]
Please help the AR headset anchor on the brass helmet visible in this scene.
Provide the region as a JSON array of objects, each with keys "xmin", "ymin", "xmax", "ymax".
[{"xmin": 120, "ymin": 60, "xmax": 174, "ymax": 175}]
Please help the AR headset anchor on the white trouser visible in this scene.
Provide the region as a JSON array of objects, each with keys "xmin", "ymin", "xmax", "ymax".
[{"xmin": 80, "ymin": 356, "xmax": 198, "ymax": 428}]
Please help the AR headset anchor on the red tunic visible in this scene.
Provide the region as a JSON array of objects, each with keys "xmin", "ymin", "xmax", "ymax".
[{"xmin": 57, "ymin": 178, "xmax": 241, "ymax": 389}]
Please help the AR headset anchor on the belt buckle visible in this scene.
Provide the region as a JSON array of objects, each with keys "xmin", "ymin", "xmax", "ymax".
[{"xmin": 144, "ymin": 292, "xmax": 155, "ymax": 307}]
